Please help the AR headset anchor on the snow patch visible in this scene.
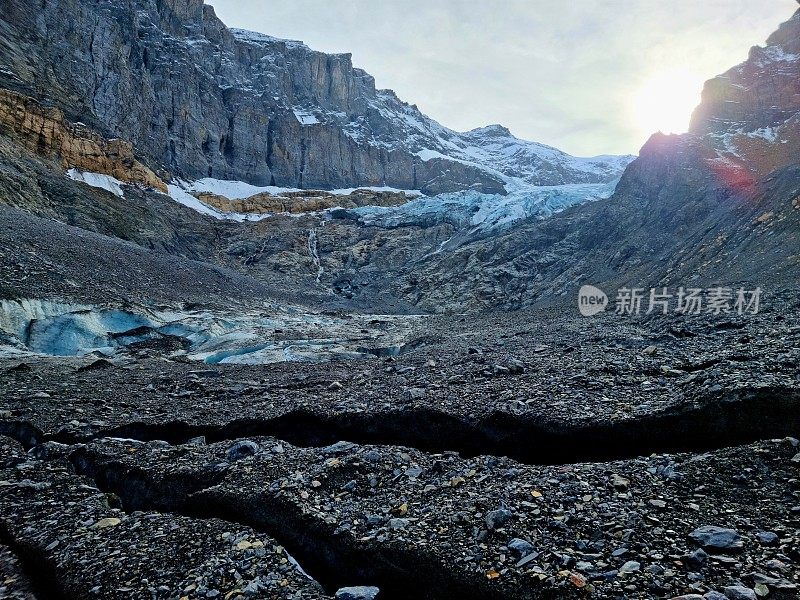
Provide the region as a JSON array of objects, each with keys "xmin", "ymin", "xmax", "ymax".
[
  {"xmin": 185, "ymin": 178, "xmax": 301, "ymax": 200},
  {"xmin": 329, "ymin": 186, "xmax": 423, "ymax": 196},
  {"xmin": 759, "ymin": 45, "xmax": 800, "ymax": 65},
  {"xmin": 294, "ymin": 109, "xmax": 321, "ymax": 125},
  {"xmin": 67, "ymin": 169, "xmax": 125, "ymax": 197},
  {"xmin": 166, "ymin": 181, "xmax": 271, "ymax": 222},
  {"xmin": 747, "ymin": 127, "xmax": 779, "ymax": 143},
  {"xmin": 416, "ymin": 149, "xmax": 449, "ymax": 162},
  {"xmin": 230, "ymin": 28, "xmax": 307, "ymax": 51}
]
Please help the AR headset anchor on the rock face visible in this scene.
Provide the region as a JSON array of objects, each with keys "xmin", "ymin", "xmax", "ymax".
[
  {"xmin": 195, "ymin": 189, "xmax": 412, "ymax": 215},
  {"xmin": 357, "ymin": 7, "xmax": 800, "ymax": 311},
  {"xmin": 0, "ymin": 0, "xmax": 631, "ymax": 195},
  {"xmin": 690, "ymin": 10, "xmax": 800, "ymax": 179},
  {"xmin": 0, "ymin": 89, "xmax": 166, "ymax": 192}
]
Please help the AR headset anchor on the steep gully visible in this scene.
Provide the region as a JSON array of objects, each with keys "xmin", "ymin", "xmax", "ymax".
[{"xmin": 1, "ymin": 384, "xmax": 798, "ymax": 599}]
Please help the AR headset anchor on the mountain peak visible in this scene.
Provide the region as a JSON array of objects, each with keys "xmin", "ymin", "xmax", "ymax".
[{"xmin": 468, "ymin": 124, "xmax": 513, "ymax": 138}]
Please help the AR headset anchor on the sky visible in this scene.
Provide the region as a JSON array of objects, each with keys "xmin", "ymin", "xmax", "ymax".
[{"xmin": 206, "ymin": 0, "xmax": 798, "ymax": 157}]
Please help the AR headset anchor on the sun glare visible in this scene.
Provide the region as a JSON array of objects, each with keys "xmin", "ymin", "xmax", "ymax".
[{"xmin": 631, "ymin": 70, "xmax": 705, "ymax": 139}]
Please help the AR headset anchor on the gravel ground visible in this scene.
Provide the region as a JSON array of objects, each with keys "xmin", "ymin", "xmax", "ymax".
[
  {"xmin": 0, "ymin": 438, "xmax": 330, "ymax": 599},
  {"xmin": 0, "ymin": 292, "xmax": 798, "ymax": 599}
]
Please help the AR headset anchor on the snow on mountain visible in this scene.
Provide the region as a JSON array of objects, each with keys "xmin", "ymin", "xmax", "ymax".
[
  {"xmin": 690, "ymin": 8, "xmax": 800, "ymax": 175},
  {"xmin": 67, "ymin": 170, "xmax": 125, "ymax": 197},
  {"xmin": 341, "ymin": 88, "xmax": 635, "ymax": 189},
  {"xmin": 183, "ymin": 178, "xmax": 302, "ymax": 200}
]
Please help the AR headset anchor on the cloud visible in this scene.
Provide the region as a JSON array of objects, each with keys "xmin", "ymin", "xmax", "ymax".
[{"xmin": 206, "ymin": 0, "xmax": 798, "ymax": 156}]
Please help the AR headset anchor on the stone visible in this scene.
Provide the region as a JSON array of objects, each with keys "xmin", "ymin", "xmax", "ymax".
[
  {"xmin": 704, "ymin": 594, "xmax": 728, "ymax": 600},
  {"xmin": 485, "ymin": 508, "xmax": 513, "ymax": 530},
  {"xmin": 388, "ymin": 518, "xmax": 408, "ymax": 530},
  {"xmin": 507, "ymin": 538, "xmax": 535, "ymax": 558},
  {"xmin": 611, "ymin": 474, "xmax": 630, "ymax": 491},
  {"xmin": 681, "ymin": 548, "xmax": 708, "ymax": 571},
  {"xmin": 619, "ymin": 561, "xmax": 641, "ymax": 574},
  {"xmin": 405, "ymin": 387, "xmax": 426, "ymax": 400},
  {"xmin": 756, "ymin": 531, "xmax": 779, "ymax": 546},
  {"xmin": 689, "ymin": 526, "xmax": 744, "ymax": 552},
  {"xmin": 723, "ymin": 586, "xmax": 757, "ymax": 600},
  {"xmin": 227, "ymin": 440, "xmax": 261, "ymax": 461},
  {"xmin": 92, "ymin": 517, "xmax": 122, "ymax": 529},
  {"xmin": 335, "ymin": 587, "xmax": 380, "ymax": 600}
]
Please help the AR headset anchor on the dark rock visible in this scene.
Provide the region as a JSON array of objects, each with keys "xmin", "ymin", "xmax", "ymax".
[
  {"xmin": 507, "ymin": 538, "xmax": 535, "ymax": 558},
  {"xmin": 689, "ymin": 526, "xmax": 744, "ymax": 552},
  {"xmin": 681, "ymin": 548, "xmax": 708, "ymax": 571},
  {"xmin": 755, "ymin": 531, "xmax": 779, "ymax": 546},
  {"xmin": 335, "ymin": 587, "xmax": 380, "ymax": 600},
  {"xmin": 226, "ymin": 440, "xmax": 261, "ymax": 461},
  {"xmin": 485, "ymin": 508, "xmax": 513, "ymax": 530},
  {"xmin": 619, "ymin": 560, "xmax": 641, "ymax": 574},
  {"xmin": 77, "ymin": 359, "xmax": 114, "ymax": 372},
  {"xmin": 723, "ymin": 586, "xmax": 757, "ymax": 600}
]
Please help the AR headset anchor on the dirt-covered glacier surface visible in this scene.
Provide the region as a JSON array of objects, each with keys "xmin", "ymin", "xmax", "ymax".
[{"xmin": 1, "ymin": 294, "xmax": 798, "ymax": 600}]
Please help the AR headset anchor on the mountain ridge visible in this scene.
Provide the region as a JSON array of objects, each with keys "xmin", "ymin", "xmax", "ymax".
[{"xmin": 0, "ymin": 0, "xmax": 632, "ymax": 196}]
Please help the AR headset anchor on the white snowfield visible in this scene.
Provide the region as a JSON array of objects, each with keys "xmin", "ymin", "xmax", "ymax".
[
  {"xmin": 182, "ymin": 178, "xmax": 302, "ymax": 200},
  {"xmin": 67, "ymin": 169, "xmax": 125, "ymax": 197},
  {"xmin": 181, "ymin": 178, "xmax": 423, "ymax": 200},
  {"xmin": 166, "ymin": 182, "xmax": 271, "ymax": 222},
  {"xmin": 293, "ymin": 109, "xmax": 321, "ymax": 125}
]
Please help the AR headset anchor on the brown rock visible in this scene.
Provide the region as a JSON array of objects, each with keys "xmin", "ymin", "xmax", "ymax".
[
  {"xmin": 194, "ymin": 188, "xmax": 411, "ymax": 215},
  {"xmin": 0, "ymin": 89, "xmax": 167, "ymax": 193}
]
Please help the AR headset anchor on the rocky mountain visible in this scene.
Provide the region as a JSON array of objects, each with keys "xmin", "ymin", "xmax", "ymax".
[
  {"xmin": 0, "ymin": 1, "xmax": 797, "ymax": 318},
  {"xmin": 359, "ymin": 7, "xmax": 800, "ymax": 310},
  {"xmin": 0, "ymin": 6, "xmax": 798, "ymax": 599},
  {"xmin": 0, "ymin": 0, "xmax": 631, "ymax": 196},
  {"xmin": 690, "ymin": 8, "xmax": 800, "ymax": 180}
]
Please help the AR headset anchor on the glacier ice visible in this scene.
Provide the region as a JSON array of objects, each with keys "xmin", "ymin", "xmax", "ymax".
[
  {"xmin": 0, "ymin": 300, "xmax": 419, "ymax": 364},
  {"xmin": 346, "ymin": 180, "xmax": 619, "ymax": 235}
]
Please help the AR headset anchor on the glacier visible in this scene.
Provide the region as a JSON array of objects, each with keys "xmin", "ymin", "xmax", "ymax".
[
  {"xmin": 0, "ymin": 299, "xmax": 419, "ymax": 364},
  {"xmin": 345, "ymin": 180, "xmax": 619, "ymax": 235}
]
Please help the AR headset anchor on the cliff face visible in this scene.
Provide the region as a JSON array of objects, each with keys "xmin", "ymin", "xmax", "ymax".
[
  {"xmin": 0, "ymin": 89, "xmax": 166, "ymax": 192},
  {"xmin": 689, "ymin": 10, "xmax": 800, "ymax": 180},
  {"xmin": 0, "ymin": 0, "xmax": 630, "ymax": 195},
  {"xmin": 195, "ymin": 189, "xmax": 411, "ymax": 215}
]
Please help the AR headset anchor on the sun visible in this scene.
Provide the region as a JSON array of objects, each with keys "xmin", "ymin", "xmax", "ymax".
[{"xmin": 631, "ymin": 70, "xmax": 705, "ymax": 138}]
